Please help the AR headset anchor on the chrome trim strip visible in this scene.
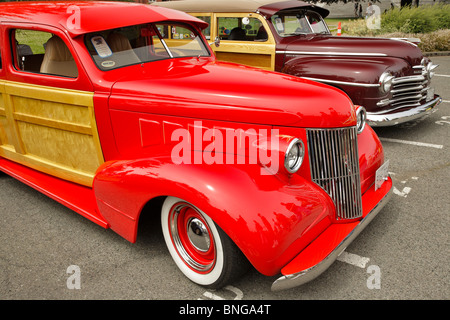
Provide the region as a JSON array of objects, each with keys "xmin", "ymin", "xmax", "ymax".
[
  {"xmin": 367, "ymin": 96, "xmax": 442, "ymax": 127},
  {"xmin": 277, "ymin": 50, "xmax": 387, "ymax": 57},
  {"xmin": 392, "ymin": 75, "xmax": 425, "ymax": 84},
  {"xmin": 271, "ymin": 184, "xmax": 393, "ymax": 292},
  {"xmin": 389, "ymin": 93, "xmax": 423, "ymax": 104},
  {"xmin": 301, "ymin": 76, "xmax": 380, "ymax": 88},
  {"xmin": 420, "ymin": 86, "xmax": 431, "ymax": 93},
  {"xmin": 391, "ymin": 84, "xmax": 424, "ymax": 94}
]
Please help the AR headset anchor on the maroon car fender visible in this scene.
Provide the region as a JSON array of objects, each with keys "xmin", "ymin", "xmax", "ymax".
[{"xmin": 92, "ymin": 156, "xmax": 336, "ymax": 276}]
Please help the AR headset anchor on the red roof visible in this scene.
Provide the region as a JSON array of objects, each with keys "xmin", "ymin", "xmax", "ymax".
[{"xmin": 0, "ymin": 1, "xmax": 209, "ymax": 37}]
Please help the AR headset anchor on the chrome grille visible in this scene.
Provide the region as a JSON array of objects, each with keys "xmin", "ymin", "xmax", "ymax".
[
  {"xmin": 389, "ymin": 75, "xmax": 428, "ymax": 108},
  {"xmin": 307, "ymin": 127, "xmax": 362, "ymax": 220}
]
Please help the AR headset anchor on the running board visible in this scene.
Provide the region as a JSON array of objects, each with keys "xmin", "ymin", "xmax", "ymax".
[{"xmin": 0, "ymin": 158, "xmax": 109, "ymax": 228}]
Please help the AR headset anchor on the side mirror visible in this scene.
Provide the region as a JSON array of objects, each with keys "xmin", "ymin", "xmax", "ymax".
[{"xmin": 214, "ymin": 36, "xmax": 220, "ymax": 47}]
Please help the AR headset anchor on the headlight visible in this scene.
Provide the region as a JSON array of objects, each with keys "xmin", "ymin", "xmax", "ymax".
[
  {"xmin": 379, "ymin": 72, "xmax": 394, "ymax": 93},
  {"xmin": 426, "ymin": 62, "xmax": 438, "ymax": 79},
  {"xmin": 356, "ymin": 106, "xmax": 367, "ymax": 134},
  {"xmin": 284, "ymin": 138, "xmax": 304, "ymax": 174}
]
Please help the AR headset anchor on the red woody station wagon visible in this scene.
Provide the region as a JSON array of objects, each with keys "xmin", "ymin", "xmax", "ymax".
[
  {"xmin": 0, "ymin": 1, "xmax": 392, "ymax": 291},
  {"xmin": 155, "ymin": 0, "xmax": 442, "ymax": 127}
]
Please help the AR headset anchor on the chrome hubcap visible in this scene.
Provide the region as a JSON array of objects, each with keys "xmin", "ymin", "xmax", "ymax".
[{"xmin": 187, "ymin": 218, "xmax": 211, "ymax": 252}]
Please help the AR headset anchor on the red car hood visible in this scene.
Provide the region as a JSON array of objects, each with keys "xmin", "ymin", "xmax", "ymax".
[
  {"xmin": 109, "ymin": 58, "xmax": 356, "ymax": 128},
  {"xmin": 282, "ymin": 35, "xmax": 423, "ymax": 66}
]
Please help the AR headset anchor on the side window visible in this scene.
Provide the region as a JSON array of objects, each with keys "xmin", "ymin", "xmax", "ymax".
[
  {"xmin": 218, "ymin": 17, "xmax": 267, "ymax": 41},
  {"xmin": 13, "ymin": 29, "xmax": 78, "ymax": 78},
  {"xmin": 195, "ymin": 16, "xmax": 211, "ymax": 40},
  {"xmin": 307, "ymin": 11, "xmax": 329, "ymax": 34}
]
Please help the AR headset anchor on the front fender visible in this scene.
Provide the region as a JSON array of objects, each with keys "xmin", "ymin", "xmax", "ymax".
[{"xmin": 93, "ymin": 156, "xmax": 335, "ymax": 276}]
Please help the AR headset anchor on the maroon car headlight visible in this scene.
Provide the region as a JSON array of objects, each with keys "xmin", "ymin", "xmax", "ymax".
[
  {"xmin": 379, "ymin": 72, "xmax": 394, "ymax": 93},
  {"xmin": 284, "ymin": 138, "xmax": 304, "ymax": 173},
  {"xmin": 356, "ymin": 106, "xmax": 367, "ymax": 134}
]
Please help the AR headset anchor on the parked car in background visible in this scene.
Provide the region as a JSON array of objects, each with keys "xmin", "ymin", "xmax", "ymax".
[
  {"xmin": 0, "ymin": 1, "xmax": 392, "ymax": 291},
  {"xmin": 154, "ymin": 0, "xmax": 442, "ymax": 127}
]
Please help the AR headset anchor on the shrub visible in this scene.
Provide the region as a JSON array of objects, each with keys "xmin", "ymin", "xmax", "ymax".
[
  {"xmin": 339, "ymin": 3, "xmax": 450, "ymax": 51},
  {"xmin": 341, "ymin": 3, "xmax": 450, "ymax": 34},
  {"xmin": 418, "ymin": 29, "xmax": 450, "ymax": 52},
  {"xmin": 381, "ymin": 4, "xmax": 450, "ymax": 33}
]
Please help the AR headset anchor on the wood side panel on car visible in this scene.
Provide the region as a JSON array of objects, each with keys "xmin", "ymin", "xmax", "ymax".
[{"xmin": 0, "ymin": 80, "xmax": 103, "ymax": 187}]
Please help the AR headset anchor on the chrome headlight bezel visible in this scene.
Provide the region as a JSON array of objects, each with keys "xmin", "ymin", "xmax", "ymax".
[
  {"xmin": 284, "ymin": 138, "xmax": 304, "ymax": 174},
  {"xmin": 356, "ymin": 106, "xmax": 367, "ymax": 134},
  {"xmin": 379, "ymin": 72, "xmax": 394, "ymax": 93}
]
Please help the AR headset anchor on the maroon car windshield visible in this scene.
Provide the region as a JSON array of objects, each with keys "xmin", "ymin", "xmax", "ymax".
[{"xmin": 271, "ymin": 10, "xmax": 330, "ymax": 36}]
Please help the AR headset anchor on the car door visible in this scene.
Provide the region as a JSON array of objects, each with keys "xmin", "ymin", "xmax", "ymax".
[
  {"xmin": 195, "ymin": 13, "xmax": 276, "ymax": 71},
  {"xmin": 0, "ymin": 26, "xmax": 103, "ymax": 187}
]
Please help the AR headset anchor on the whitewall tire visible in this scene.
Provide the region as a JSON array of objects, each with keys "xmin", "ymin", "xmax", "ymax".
[{"xmin": 161, "ymin": 196, "xmax": 249, "ymax": 288}]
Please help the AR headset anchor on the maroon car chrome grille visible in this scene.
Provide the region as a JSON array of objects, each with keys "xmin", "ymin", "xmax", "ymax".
[
  {"xmin": 306, "ymin": 127, "xmax": 362, "ymax": 220},
  {"xmin": 390, "ymin": 75, "xmax": 428, "ymax": 108}
]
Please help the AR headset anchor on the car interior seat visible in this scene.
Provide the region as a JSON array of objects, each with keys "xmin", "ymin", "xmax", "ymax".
[
  {"xmin": 106, "ymin": 32, "xmax": 141, "ymax": 64},
  {"xmin": 40, "ymin": 36, "xmax": 78, "ymax": 78},
  {"xmin": 228, "ymin": 27, "xmax": 246, "ymax": 40}
]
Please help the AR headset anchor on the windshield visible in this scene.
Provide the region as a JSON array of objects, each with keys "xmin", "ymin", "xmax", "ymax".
[
  {"xmin": 271, "ymin": 10, "xmax": 330, "ymax": 37},
  {"xmin": 85, "ymin": 22, "xmax": 210, "ymax": 71}
]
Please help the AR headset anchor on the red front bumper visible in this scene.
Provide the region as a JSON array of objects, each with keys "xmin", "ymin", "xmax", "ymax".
[{"xmin": 271, "ymin": 176, "xmax": 393, "ymax": 291}]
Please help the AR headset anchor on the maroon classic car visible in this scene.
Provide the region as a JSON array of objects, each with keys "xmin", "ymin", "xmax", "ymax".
[{"xmin": 154, "ymin": 0, "xmax": 442, "ymax": 127}]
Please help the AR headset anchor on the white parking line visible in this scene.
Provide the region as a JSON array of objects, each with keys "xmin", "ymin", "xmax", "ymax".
[
  {"xmin": 435, "ymin": 74, "xmax": 450, "ymax": 78},
  {"xmin": 200, "ymin": 285, "xmax": 244, "ymax": 300},
  {"xmin": 393, "ymin": 186, "xmax": 412, "ymax": 197},
  {"xmin": 337, "ymin": 251, "xmax": 370, "ymax": 268},
  {"xmin": 380, "ymin": 137, "xmax": 444, "ymax": 149},
  {"xmin": 201, "ymin": 291, "xmax": 225, "ymax": 300}
]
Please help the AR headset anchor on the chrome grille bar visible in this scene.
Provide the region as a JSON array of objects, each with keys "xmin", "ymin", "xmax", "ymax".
[{"xmin": 307, "ymin": 127, "xmax": 362, "ymax": 220}]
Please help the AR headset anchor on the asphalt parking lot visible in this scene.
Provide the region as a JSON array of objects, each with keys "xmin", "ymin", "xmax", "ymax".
[{"xmin": 0, "ymin": 56, "xmax": 448, "ymax": 302}]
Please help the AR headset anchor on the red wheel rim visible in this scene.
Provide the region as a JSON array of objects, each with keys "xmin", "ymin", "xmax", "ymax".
[{"xmin": 168, "ymin": 202, "xmax": 216, "ymax": 273}]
